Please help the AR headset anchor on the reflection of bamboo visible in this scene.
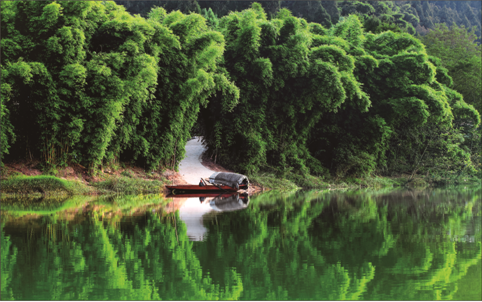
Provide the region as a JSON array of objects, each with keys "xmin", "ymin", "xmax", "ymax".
[
  {"xmin": 168, "ymin": 200, "xmax": 179, "ymax": 243},
  {"xmin": 174, "ymin": 212, "xmax": 179, "ymax": 244}
]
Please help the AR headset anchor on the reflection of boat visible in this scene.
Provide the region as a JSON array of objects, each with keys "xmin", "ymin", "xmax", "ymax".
[
  {"xmin": 166, "ymin": 172, "xmax": 249, "ymax": 194},
  {"xmin": 177, "ymin": 197, "xmax": 215, "ymax": 241},
  {"xmin": 209, "ymin": 193, "xmax": 249, "ymax": 212},
  {"xmin": 173, "ymin": 192, "xmax": 249, "ymax": 241},
  {"xmin": 166, "ymin": 192, "xmax": 238, "ymax": 198},
  {"xmin": 166, "ymin": 192, "xmax": 250, "ymax": 212}
]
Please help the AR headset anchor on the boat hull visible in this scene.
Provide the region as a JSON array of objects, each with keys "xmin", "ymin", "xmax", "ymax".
[
  {"xmin": 166, "ymin": 192, "xmax": 238, "ymax": 198},
  {"xmin": 166, "ymin": 184, "xmax": 247, "ymax": 194}
]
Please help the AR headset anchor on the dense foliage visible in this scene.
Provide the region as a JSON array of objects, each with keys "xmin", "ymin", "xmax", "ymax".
[
  {"xmin": 1, "ymin": 1, "xmax": 480, "ymax": 180},
  {"xmin": 420, "ymin": 23, "xmax": 482, "ymax": 177},
  {"xmin": 1, "ymin": 1, "xmax": 237, "ymax": 171},
  {"xmin": 198, "ymin": 6, "xmax": 367, "ymax": 175},
  {"xmin": 197, "ymin": 4, "xmax": 480, "ymax": 178},
  {"xmin": 115, "ymin": 1, "xmax": 481, "ymax": 39},
  {"xmin": 421, "ymin": 23, "xmax": 481, "ymax": 112},
  {"xmin": 310, "ymin": 24, "xmax": 480, "ymax": 177}
]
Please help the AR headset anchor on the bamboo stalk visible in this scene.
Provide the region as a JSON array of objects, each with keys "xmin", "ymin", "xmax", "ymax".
[
  {"xmin": 172, "ymin": 140, "xmax": 177, "ymax": 170},
  {"xmin": 409, "ymin": 134, "xmax": 433, "ymax": 182}
]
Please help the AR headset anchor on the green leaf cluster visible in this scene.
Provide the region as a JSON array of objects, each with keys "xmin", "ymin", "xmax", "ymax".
[
  {"xmin": 420, "ymin": 23, "xmax": 482, "ymax": 177},
  {"xmin": 197, "ymin": 4, "xmax": 480, "ymax": 178},
  {"xmin": 1, "ymin": 1, "xmax": 480, "ymax": 179},
  {"xmin": 0, "ymin": 1, "xmax": 237, "ymax": 172},
  {"xmin": 198, "ymin": 7, "xmax": 365, "ymax": 176},
  {"xmin": 114, "ymin": 1, "xmax": 481, "ymax": 41}
]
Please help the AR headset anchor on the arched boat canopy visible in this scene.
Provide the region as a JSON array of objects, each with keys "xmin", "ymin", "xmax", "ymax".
[{"xmin": 208, "ymin": 172, "xmax": 249, "ymax": 188}]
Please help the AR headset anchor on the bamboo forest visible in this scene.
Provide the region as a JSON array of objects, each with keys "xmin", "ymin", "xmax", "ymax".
[
  {"xmin": 0, "ymin": 1, "xmax": 481, "ymax": 301},
  {"xmin": 1, "ymin": 0, "xmax": 481, "ymax": 178}
]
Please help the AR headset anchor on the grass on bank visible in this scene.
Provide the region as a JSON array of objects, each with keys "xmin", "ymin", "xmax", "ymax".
[
  {"xmin": 248, "ymin": 172, "xmax": 300, "ymax": 191},
  {"xmin": 339, "ymin": 176, "xmax": 406, "ymax": 188},
  {"xmin": 247, "ymin": 171, "xmax": 405, "ymax": 191},
  {"xmin": 247, "ymin": 169, "xmax": 477, "ymax": 190},
  {"xmin": 91, "ymin": 176, "xmax": 167, "ymax": 194},
  {"xmin": 1, "ymin": 172, "xmax": 170, "ymax": 196},
  {"xmin": 0, "ymin": 175, "xmax": 95, "ymax": 195}
]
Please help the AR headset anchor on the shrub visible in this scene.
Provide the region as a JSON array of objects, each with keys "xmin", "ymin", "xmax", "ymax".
[
  {"xmin": 0, "ymin": 175, "xmax": 89, "ymax": 195},
  {"xmin": 92, "ymin": 176, "xmax": 164, "ymax": 194},
  {"xmin": 121, "ymin": 170, "xmax": 135, "ymax": 178}
]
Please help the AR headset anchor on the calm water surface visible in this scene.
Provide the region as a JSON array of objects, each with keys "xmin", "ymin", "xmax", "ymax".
[{"xmin": 1, "ymin": 187, "xmax": 481, "ymax": 300}]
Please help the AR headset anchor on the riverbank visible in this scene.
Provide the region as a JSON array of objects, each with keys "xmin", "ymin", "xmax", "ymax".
[
  {"xmin": 0, "ymin": 137, "xmax": 260, "ymax": 197},
  {"xmin": 1, "ymin": 155, "xmax": 479, "ymax": 196},
  {"xmin": 200, "ymin": 153, "xmax": 480, "ymax": 190},
  {"xmin": 246, "ymin": 171, "xmax": 480, "ymax": 191},
  {"xmin": 0, "ymin": 160, "xmax": 179, "ymax": 197}
]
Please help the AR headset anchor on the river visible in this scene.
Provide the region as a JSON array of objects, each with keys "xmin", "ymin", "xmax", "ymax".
[{"xmin": 1, "ymin": 186, "xmax": 481, "ymax": 300}]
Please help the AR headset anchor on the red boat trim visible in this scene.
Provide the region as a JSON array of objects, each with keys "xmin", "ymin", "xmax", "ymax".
[
  {"xmin": 166, "ymin": 184, "xmax": 248, "ymax": 192},
  {"xmin": 166, "ymin": 192, "xmax": 237, "ymax": 198}
]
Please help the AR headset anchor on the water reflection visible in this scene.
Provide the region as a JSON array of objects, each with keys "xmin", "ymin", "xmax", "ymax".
[
  {"xmin": 0, "ymin": 187, "xmax": 480, "ymax": 300},
  {"xmin": 178, "ymin": 198, "xmax": 214, "ymax": 241},
  {"xmin": 209, "ymin": 193, "xmax": 249, "ymax": 212},
  {"xmin": 170, "ymin": 193, "xmax": 249, "ymax": 241}
]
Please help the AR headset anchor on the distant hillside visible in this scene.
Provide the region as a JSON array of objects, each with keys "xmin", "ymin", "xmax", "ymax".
[
  {"xmin": 115, "ymin": 0, "xmax": 481, "ymax": 38},
  {"xmin": 410, "ymin": 1, "xmax": 481, "ymax": 36}
]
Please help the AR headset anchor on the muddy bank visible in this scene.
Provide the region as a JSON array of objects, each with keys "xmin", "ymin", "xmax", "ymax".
[{"xmin": 0, "ymin": 137, "xmax": 262, "ymax": 196}]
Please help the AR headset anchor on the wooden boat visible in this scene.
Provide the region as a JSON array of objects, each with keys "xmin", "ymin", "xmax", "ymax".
[
  {"xmin": 166, "ymin": 183, "xmax": 248, "ymax": 194},
  {"xmin": 166, "ymin": 172, "xmax": 249, "ymax": 194},
  {"xmin": 166, "ymin": 192, "xmax": 244, "ymax": 198}
]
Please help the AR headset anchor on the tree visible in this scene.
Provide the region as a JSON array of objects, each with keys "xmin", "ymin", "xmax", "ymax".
[
  {"xmin": 120, "ymin": 7, "xmax": 238, "ymax": 171},
  {"xmin": 421, "ymin": 23, "xmax": 482, "ymax": 176},
  {"xmin": 1, "ymin": 1, "xmax": 153, "ymax": 169},
  {"xmin": 307, "ymin": 19, "xmax": 480, "ymax": 177},
  {"xmin": 0, "ymin": 1, "xmax": 238, "ymax": 172},
  {"xmin": 201, "ymin": 7, "xmax": 219, "ymax": 29},
  {"xmin": 198, "ymin": 4, "xmax": 367, "ymax": 176},
  {"xmin": 421, "ymin": 23, "xmax": 481, "ymax": 112}
]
